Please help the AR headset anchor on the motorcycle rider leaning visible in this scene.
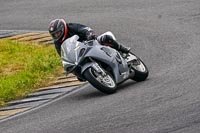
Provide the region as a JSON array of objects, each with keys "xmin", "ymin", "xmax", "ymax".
[{"xmin": 48, "ymin": 19, "xmax": 130, "ymax": 57}]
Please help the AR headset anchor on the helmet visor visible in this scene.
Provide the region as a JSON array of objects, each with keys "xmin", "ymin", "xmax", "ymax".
[{"xmin": 51, "ymin": 31, "xmax": 62, "ymax": 40}]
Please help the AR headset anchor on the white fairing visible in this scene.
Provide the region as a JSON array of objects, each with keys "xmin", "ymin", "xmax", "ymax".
[{"xmin": 61, "ymin": 35, "xmax": 80, "ymax": 68}]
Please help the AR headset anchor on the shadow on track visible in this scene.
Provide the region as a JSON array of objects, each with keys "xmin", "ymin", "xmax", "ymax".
[{"xmin": 71, "ymin": 78, "xmax": 150, "ymax": 102}]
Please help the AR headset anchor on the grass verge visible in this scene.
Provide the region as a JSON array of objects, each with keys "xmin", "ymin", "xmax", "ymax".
[{"xmin": 0, "ymin": 39, "xmax": 63, "ymax": 107}]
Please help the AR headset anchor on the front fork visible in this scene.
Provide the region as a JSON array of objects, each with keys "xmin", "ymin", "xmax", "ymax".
[{"xmin": 92, "ymin": 63, "xmax": 106, "ymax": 76}]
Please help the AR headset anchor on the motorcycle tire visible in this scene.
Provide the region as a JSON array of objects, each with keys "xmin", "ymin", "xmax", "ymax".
[
  {"xmin": 131, "ymin": 57, "xmax": 149, "ymax": 82},
  {"xmin": 84, "ymin": 67, "xmax": 117, "ymax": 94}
]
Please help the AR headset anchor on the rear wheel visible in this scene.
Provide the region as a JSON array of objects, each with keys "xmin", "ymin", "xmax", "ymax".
[
  {"xmin": 130, "ymin": 56, "xmax": 149, "ymax": 82},
  {"xmin": 84, "ymin": 67, "xmax": 117, "ymax": 94}
]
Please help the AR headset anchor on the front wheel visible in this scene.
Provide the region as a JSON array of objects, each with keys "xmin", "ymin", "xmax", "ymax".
[
  {"xmin": 130, "ymin": 55, "xmax": 149, "ymax": 82},
  {"xmin": 83, "ymin": 67, "xmax": 117, "ymax": 94}
]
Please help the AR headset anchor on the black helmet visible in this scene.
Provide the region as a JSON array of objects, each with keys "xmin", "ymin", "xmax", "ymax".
[{"xmin": 48, "ymin": 19, "xmax": 68, "ymax": 42}]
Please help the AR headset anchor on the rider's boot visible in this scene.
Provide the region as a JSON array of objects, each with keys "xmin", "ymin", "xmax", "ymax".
[
  {"xmin": 118, "ymin": 43, "xmax": 131, "ymax": 54},
  {"xmin": 112, "ymin": 40, "xmax": 131, "ymax": 54},
  {"xmin": 98, "ymin": 34, "xmax": 131, "ymax": 54}
]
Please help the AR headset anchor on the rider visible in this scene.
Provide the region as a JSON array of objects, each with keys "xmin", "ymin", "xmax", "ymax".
[{"xmin": 48, "ymin": 19, "xmax": 130, "ymax": 56}]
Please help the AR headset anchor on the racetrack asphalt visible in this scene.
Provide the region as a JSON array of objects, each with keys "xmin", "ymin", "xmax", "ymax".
[{"xmin": 0, "ymin": 0, "xmax": 200, "ymax": 132}]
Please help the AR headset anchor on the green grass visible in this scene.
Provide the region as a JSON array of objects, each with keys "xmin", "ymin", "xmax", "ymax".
[{"xmin": 0, "ymin": 39, "xmax": 62, "ymax": 106}]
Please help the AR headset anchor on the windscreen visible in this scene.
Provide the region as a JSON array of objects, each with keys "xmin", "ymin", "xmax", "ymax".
[{"xmin": 61, "ymin": 35, "xmax": 80, "ymax": 66}]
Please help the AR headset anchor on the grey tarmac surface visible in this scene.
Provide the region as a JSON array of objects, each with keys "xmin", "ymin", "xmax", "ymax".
[{"xmin": 0, "ymin": 0, "xmax": 200, "ymax": 133}]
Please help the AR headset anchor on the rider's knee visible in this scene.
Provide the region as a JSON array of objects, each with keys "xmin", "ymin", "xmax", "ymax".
[{"xmin": 98, "ymin": 34, "xmax": 114, "ymax": 44}]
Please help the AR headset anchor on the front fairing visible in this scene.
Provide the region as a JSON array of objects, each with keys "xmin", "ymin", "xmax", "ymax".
[{"xmin": 61, "ymin": 35, "xmax": 84, "ymax": 73}]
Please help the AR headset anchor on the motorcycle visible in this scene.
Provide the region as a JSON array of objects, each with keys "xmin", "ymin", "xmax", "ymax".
[{"xmin": 61, "ymin": 33, "xmax": 149, "ymax": 94}]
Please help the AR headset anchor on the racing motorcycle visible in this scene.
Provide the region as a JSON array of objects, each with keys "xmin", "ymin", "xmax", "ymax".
[{"xmin": 61, "ymin": 32, "xmax": 149, "ymax": 94}]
